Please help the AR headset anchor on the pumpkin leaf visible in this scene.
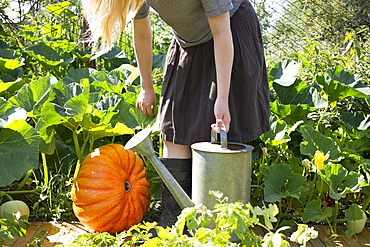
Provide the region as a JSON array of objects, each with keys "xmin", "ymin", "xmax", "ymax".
[
  {"xmin": 303, "ymin": 199, "xmax": 332, "ymax": 223},
  {"xmin": 339, "ymin": 112, "xmax": 370, "ymax": 131},
  {"xmin": 316, "ymin": 66, "xmax": 370, "ymax": 103},
  {"xmin": 24, "ymin": 42, "xmax": 74, "ymax": 68},
  {"xmin": 260, "ymin": 117, "xmax": 290, "ymax": 146},
  {"xmin": 344, "ymin": 203, "xmax": 364, "ymax": 222},
  {"xmin": 0, "ymin": 98, "xmax": 27, "ymax": 128},
  {"xmin": 261, "ymin": 164, "xmax": 307, "ymax": 202},
  {"xmin": 269, "ymin": 59, "xmax": 301, "ymax": 87},
  {"xmin": 270, "ymin": 100, "xmax": 316, "ymax": 124},
  {"xmin": 0, "ymin": 48, "xmax": 24, "ymax": 74},
  {"xmin": 0, "ymin": 120, "xmax": 40, "ymax": 187},
  {"xmin": 8, "ymin": 77, "xmax": 55, "ymax": 116},
  {"xmin": 62, "ymin": 67, "xmax": 97, "ymax": 85},
  {"xmin": 273, "ymin": 78, "xmax": 327, "ymax": 108},
  {"xmin": 299, "ymin": 125, "xmax": 342, "ymax": 161},
  {"xmin": 321, "ymin": 164, "xmax": 366, "ymax": 200},
  {"xmin": 0, "ymin": 78, "xmax": 28, "ymax": 97}
]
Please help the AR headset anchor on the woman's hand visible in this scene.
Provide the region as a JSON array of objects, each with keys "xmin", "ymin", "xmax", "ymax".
[
  {"xmin": 212, "ymin": 98, "xmax": 231, "ymax": 133},
  {"xmin": 136, "ymin": 84, "xmax": 156, "ymax": 117}
]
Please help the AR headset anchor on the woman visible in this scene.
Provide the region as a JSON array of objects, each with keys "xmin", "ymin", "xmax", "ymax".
[{"xmin": 81, "ymin": 0, "xmax": 270, "ymax": 228}]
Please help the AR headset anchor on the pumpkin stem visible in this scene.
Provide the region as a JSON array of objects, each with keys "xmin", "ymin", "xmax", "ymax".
[{"xmin": 125, "ymin": 181, "xmax": 131, "ymax": 192}]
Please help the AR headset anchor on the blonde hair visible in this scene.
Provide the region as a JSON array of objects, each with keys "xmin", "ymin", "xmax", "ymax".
[{"xmin": 81, "ymin": 0, "xmax": 145, "ymax": 57}]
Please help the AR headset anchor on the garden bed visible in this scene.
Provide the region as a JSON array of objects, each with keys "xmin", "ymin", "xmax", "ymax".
[{"xmin": 2, "ymin": 221, "xmax": 370, "ymax": 247}]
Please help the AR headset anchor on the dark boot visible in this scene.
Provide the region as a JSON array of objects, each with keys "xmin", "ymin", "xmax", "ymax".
[{"xmin": 158, "ymin": 158, "xmax": 192, "ymax": 228}]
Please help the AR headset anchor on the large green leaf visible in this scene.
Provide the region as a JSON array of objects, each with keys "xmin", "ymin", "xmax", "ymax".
[
  {"xmin": 302, "ymin": 200, "xmax": 332, "ymax": 223},
  {"xmin": 24, "ymin": 42, "xmax": 74, "ymax": 68},
  {"xmin": 0, "ymin": 48, "xmax": 24, "ymax": 73},
  {"xmin": 0, "ymin": 98, "xmax": 27, "ymax": 128},
  {"xmin": 36, "ymin": 102, "xmax": 67, "ymax": 143},
  {"xmin": 316, "ymin": 66, "xmax": 370, "ymax": 102},
  {"xmin": 44, "ymin": 1, "xmax": 71, "ymax": 16},
  {"xmin": 9, "ymin": 77, "xmax": 55, "ymax": 116},
  {"xmin": 62, "ymin": 67, "xmax": 97, "ymax": 85},
  {"xmin": 0, "ymin": 120, "xmax": 40, "ymax": 186},
  {"xmin": 259, "ymin": 117, "xmax": 291, "ymax": 146},
  {"xmin": 339, "ymin": 112, "xmax": 370, "ymax": 131},
  {"xmin": 299, "ymin": 125, "xmax": 342, "ymax": 161},
  {"xmin": 49, "ymin": 81, "xmax": 89, "ymax": 118},
  {"xmin": 345, "ymin": 203, "xmax": 365, "ymax": 222},
  {"xmin": 112, "ymin": 100, "xmax": 139, "ymax": 129},
  {"xmin": 269, "ymin": 59, "xmax": 301, "ymax": 86},
  {"xmin": 270, "ymin": 100, "xmax": 316, "ymax": 123},
  {"xmin": 273, "ymin": 79, "xmax": 327, "ymax": 108},
  {"xmin": 0, "ymin": 78, "xmax": 28, "ymax": 97},
  {"xmin": 100, "ymin": 46, "xmax": 131, "ymax": 71},
  {"xmin": 261, "ymin": 163, "xmax": 307, "ymax": 202},
  {"xmin": 92, "ymin": 70, "xmax": 125, "ymax": 95},
  {"xmin": 321, "ymin": 164, "xmax": 366, "ymax": 200}
]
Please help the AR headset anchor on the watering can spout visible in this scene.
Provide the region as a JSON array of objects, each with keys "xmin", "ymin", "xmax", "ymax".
[{"xmin": 124, "ymin": 129, "xmax": 195, "ymax": 209}]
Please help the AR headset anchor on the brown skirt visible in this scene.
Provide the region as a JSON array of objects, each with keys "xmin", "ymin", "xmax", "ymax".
[{"xmin": 159, "ymin": 0, "xmax": 270, "ymax": 146}]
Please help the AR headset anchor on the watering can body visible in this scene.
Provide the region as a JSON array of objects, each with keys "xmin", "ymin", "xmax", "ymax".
[{"xmin": 191, "ymin": 139, "xmax": 253, "ymax": 210}]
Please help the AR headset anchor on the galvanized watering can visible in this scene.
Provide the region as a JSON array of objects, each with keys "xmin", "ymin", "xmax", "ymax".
[
  {"xmin": 191, "ymin": 128, "xmax": 254, "ymax": 210},
  {"xmin": 124, "ymin": 128, "xmax": 261, "ymax": 212}
]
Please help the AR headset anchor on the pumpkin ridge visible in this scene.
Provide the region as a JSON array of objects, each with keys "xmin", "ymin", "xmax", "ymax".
[
  {"xmin": 108, "ymin": 144, "xmax": 131, "ymax": 173},
  {"xmin": 74, "ymin": 195, "xmax": 123, "ymax": 224},
  {"xmin": 85, "ymin": 154, "xmax": 127, "ymax": 177},
  {"xmin": 72, "ymin": 143, "xmax": 151, "ymax": 234}
]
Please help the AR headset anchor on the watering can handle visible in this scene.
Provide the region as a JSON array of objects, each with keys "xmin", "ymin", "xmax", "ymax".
[{"xmin": 211, "ymin": 128, "xmax": 227, "ymax": 149}]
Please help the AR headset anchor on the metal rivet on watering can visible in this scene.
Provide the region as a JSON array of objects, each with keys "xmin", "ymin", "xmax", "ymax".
[{"xmin": 191, "ymin": 128, "xmax": 254, "ymax": 212}]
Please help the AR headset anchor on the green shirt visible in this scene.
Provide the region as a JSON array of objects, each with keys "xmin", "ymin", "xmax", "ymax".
[{"xmin": 135, "ymin": 0, "xmax": 242, "ymax": 48}]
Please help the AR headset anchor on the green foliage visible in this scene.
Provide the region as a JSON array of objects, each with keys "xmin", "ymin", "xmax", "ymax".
[
  {"xmin": 0, "ymin": 211, "xmax": 48, "ymax": 247},
  {"xmin": 67, "ymin": 192, "xmax": 318, "ymax": 247}
]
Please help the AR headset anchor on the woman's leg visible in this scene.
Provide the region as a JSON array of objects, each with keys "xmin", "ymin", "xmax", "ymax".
[
  {"xmin": 163, "ymin": 140, "xmax": 192, "ymax": 158},
  {"xmin": 158, "ymin": 140, "xmax": 192, "ymax": 228}
]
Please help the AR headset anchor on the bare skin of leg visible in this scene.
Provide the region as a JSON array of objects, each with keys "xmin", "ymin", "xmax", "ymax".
[{"xmin": 163, "ymin": 140, "xmax": 192, "ymax": 159}]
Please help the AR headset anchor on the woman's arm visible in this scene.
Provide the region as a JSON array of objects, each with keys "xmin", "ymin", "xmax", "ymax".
[
  {"xmin": 133, "ymin": 15, "xmax": 156, "ymax": 117},
  {"xmin": 208, "ymin": 12, "xmax": 234, "ymax": 132}
]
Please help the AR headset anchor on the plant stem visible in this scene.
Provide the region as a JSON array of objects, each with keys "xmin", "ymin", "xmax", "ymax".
[
  {"xmin": 73, "ymin": 129, "xmax": 84, "ymax": 180},
  {"xmin": 333, "ymin": 199, "xmax": 339, "ymax": 234},
  {"xmin": 326, "ymin": 217, "xmax": 335, "ymax": 236},
  {"xmin": 318, "ymin": 175, "xmax": 324, "ymax": 200},
  {"xmin": 2, "ymin": 190, "xmax": 40, "ymax": 195},
  {"xmin": 15, "ymin": 169, "xmax": 33, "ymax": 191},
  {"xmin": 316, "ymin": 101, "xmax": 329, "ymax": 131},
  {"xmin": 306, "ymin": 172, "xmax": 317, "ymax": 204},
  {"xmin": 41, "ymin": 153, "xmax": 48, "ymax": 188}
]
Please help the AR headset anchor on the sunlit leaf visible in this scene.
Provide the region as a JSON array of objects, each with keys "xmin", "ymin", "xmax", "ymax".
[
  {"xmin": 316, "ymin": 66, "xmax": 370, "ymax": 102},
  {"xmin": 302, "ymin": 199, "xmax": 332, "ymax": 223},
  {"xmin": 24, "ymin": 42, "xmax": 74, "ymax": 68},
  {"xmin": 0, "ymin": 48, "xmax": 24, "ymax": 73},
  {"xmin": 269, "ymin": 59, "xmax": 301, "ymax": 86},
  {"xmin": 260, "ymin": 117, "xmax": 290, "ymax": 145},
  {"xmin": 44, "ymin": 1, "xmax": 71, "ymax": 16},
  {"xmin": 270, "ymin": 100, "xmax": 316, "ymax": 124},
  {"xmin": 0, "ymin": 98, "xmax": 27, "ymax": 128},
  {"xmin": 299, "ymin": 125, "xmax": 342, "ymax": 161},
  {"xmin": 9, "ymin": 77, "xmax": 54, "ymax": 116},
  {"xmin": 0, "ymin": 120, "xmax": 40, "ymax": 186},
  {"xmin": 261, "ymin": 163, "xmax": 307, "ymax": 202},
  {"xmin": 273, "ymin": 78, "xmax": 327, "ymax": 108},
  {"xmin": 339, "ymin": 112, "xmax": 370, "ymax": 130},
  {"xmin": 0, "ymin": 78, "xmax": 28, "ymax": 97}
]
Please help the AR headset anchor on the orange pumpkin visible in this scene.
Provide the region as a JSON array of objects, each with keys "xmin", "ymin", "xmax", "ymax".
[{"xmin": 71, "ymin": 144, "xmax": 151, "ymax": 234}]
